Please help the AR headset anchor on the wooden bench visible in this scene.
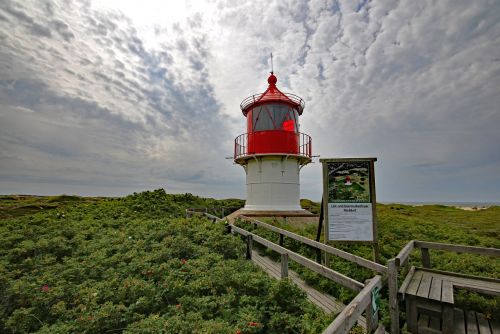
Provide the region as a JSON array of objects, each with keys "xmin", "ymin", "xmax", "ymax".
[{"xmin": 399, "ymin": 267, "xmax": 500, "ymax": 334}]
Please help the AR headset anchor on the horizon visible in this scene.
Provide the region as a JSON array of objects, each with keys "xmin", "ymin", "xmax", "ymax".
[
  {"xmin": 1, "ymin": 0, "xmax": 499, "ymax": 203},
  {"xmin": 2, "ymin": 191, "xmax": 500, "ymax": 207}
]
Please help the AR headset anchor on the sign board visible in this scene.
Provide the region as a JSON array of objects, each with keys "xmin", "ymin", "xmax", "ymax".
[{"xmin": 321, "ymin": 158, "xmax": 377, "ymax": 243}]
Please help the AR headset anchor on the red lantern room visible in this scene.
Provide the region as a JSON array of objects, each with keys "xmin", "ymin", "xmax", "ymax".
[
  {"xmin": 234, "ymin": 72, "xmax": 312, "ymax": 163},
  {"xmin": 234, "ymin": 71, "xmax": 312, "ymax": 212}
]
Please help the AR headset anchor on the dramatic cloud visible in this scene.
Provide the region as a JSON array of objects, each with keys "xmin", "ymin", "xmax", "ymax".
[{"xmin": 1, "ymin": 0, "xmax": 499, "ymax": 202}]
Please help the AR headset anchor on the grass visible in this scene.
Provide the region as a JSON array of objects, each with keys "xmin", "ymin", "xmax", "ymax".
[
  {"xmin": 244, "ymin": 202, "xmax": 500, "ymax": 328},
  {"xmin": 0, "ymin": 190, "xmax": 329, "ymax": 334},
  {"xmin": 1, "ymin": 192, "xmax": 498, "ymax": 332}
]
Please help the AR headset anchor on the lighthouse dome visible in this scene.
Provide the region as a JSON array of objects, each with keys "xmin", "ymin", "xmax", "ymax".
[{"xmin": 267, "ymin": 72, "xmax": 277, "ymax": 85}]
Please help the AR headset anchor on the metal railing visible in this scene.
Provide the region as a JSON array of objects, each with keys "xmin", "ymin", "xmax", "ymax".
[
  {"xmin": 240, "ymin": 92, "xmax": 305, "ymax": 114},
  {"xmin": 234, "ymin": 131, "xmax": 312, "ymax": 160}
]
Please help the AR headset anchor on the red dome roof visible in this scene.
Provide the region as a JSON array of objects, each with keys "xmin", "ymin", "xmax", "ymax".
[{"xmin": 267, "ymin": 73, "xmax": 277, "ymax": 85}]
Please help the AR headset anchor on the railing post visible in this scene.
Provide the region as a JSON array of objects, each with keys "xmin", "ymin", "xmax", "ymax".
[
  {"xmin": 421, "ymin": 248, "xmax": 431, "ymax": 268},
  {"xmin": 281, "ymin": 253, "xmax": 289, "ymax": 279},
  {"xmin": 387, "ymin": 259, "xmax": 400, "ymax": 334},
  {"xmin": 365, "ymin": 281, "xmax": 378, "ymax": 333},
  {"xmin": 309, "ymin": 137, "xmax": 312, "ymax": 157},
  {"xmin": 279, "ymin": 233, "xmax": 284, "ymax": 246},
  {"xmin": 246, "ymin": 235, "xmax": 253, "ymax": 260}
]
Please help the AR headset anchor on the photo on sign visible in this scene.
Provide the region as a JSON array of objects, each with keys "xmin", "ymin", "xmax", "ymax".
[{"xmin": 327, "ymin": 161, "xmax": 371, "ymax": 202}]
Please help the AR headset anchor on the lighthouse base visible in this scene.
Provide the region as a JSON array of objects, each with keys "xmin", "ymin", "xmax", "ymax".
[{"xmin": 243, "ymin": 155, "xmax": 303, "ymax": 211}]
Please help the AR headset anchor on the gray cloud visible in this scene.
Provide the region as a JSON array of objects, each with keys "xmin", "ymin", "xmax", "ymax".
[{"xmin": 1, "ymin": 0, "xmax": 499, "ymax": 202}]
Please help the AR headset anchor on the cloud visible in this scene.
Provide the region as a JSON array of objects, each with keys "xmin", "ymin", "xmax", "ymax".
[{"xmin": 1, "ymin": 0, "xmax": 499, "ymax": 201}]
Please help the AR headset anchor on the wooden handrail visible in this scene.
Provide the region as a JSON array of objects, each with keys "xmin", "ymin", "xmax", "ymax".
[
  {"xmin": 414, "ymin": 240, "xmax": 500, "ymax": 257},
  {"xmin": 239, "ymin": 216, "xmax": 387, "ymax": 274},
  {"xmin": 388, "ymin": 240, "xmax": 500, "ymax": 334},
  {"xmin": 188, "ymin": 210, "xmax": 385, "ymax": 333},
  {"xmin": 230, "ymin": 225, "xmax": 364, "ymax": 292},
  {"xmin": 322, "ymin": 275, "xmax": 383, "ymax": 334},
  {"xmin": 395, "ymin": 240, "xmax": 415, "ymax": 267}
]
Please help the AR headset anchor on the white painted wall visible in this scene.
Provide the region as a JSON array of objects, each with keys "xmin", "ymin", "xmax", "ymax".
[{"xmin": 243, "ymin": 156, "xmax": 304, "ymax": 211}]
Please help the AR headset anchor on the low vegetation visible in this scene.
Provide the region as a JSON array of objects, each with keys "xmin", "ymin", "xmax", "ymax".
[
  {"xmin": 0, "ymin": 190, "xmax": 329, "ymax": 334},
  {"xmin": 1, "ymin": 191, "xmax": 498, "ymax": 333},
  {"xmin": 240, "ymin": 202, "xmax": 500, "ymax": 328}
]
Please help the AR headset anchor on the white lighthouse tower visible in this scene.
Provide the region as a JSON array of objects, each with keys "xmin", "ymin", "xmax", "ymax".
[{"xmin": 234, "ymin": 72, "xmax": 312, "ymax": 212}]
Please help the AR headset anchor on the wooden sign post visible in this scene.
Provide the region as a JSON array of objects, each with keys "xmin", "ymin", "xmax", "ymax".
[{"xmin": 320, "ymin": 158, "xmax": 379, "ymax": 262}]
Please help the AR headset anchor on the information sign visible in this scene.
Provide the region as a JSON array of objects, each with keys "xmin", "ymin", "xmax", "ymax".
[{"xmin": 321, "ymin": 158, "xmax": 377, "ymax": 243}]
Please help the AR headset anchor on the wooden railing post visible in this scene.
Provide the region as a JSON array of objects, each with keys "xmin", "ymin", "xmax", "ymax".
[
  {"xmin": 387, "ymin": 258, "xmax": 400, "ymax": 334},
  {"xmin": 246, "ymin": 235, "xmax": 253, "ymax": 260},
  {"xmin": 365, "ymin": 280, "xmax": 378, "ymax": 334},
  {"xmin": 281, "ymin": 253, "xmax": 289, "ymax": 279},
  {"xmin": 421, "ymin": 248, "xmax": 431, "ymax": 268},
  {"xmin": 279, "ymin": 233, "xmax": 284, "ymax": 246}
]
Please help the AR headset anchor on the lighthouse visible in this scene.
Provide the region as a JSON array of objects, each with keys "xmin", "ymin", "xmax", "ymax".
[{"xmin": 234, "ymin": 72, "xmax": 312, "ymax": 212}]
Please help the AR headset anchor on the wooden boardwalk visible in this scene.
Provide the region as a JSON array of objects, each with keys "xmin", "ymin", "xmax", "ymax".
[
  {"xmin": 251, "ymin": 250, "xmax": 369, "ymax": 330},
  {"xmin": 400, "ymin": 267, "xmax": 500, "ymax": 334}
]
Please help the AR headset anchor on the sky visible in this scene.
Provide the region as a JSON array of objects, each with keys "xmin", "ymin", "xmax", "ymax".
[{"xmin": 0, "ymin": 0, "xmax": 499, "ymax": 202}]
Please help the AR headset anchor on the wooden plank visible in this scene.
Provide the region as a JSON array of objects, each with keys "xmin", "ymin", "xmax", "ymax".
[
  {"xmin": 416, "ymin": 299, "xmax": 442, "ymax": 315},
  {"xmin": 281, "ymin": 253, "xmax": 289, "ymax": 279},
  {"xmin": 395, "ymin": 240, "xmax": 415, "ymax": 267},
  {"xmin": 287, "ymin": 249, "xmax": 365, "ymax": 292},
  {"xmin": 417, "ymin": 272, "xmax": 432, "ymax": 298},
  {"xmin": 232, "ymin": 225, "xmax": 364, "ymax": 292},
  {"xmin": 451, "ymin": 282, "xmax": 500, "ymax": 297},
  {"xmin": 399, "ymin": 266, "xmax": 416, "ymax": 297},
  {"xmin": 320, "ymin": 157, "xmax": 378, "ymax": 163},
  {"xmin": 418, "ymin": 314, "xmax": 430, "ymax": 330},
  {"xmin": 491, "ymin": 318, "xmax": 500, "ymax": 334},
  {"xmin": 428, "ymin": 277, "xmax": 442, "ymax": 301},
  {"xmin": 420, "ymin": 269, "xmax": 500, "ymax": 297},
  {"xmin": 251, "ymin": 251, "xmax": 280, "ymax": 279},
  {"xmin": 467, "ymin": 310, "xmax": 479, "ymax": 334},
  {"xmin": 246, "ymin": 235, "xmax": 253, "ymax": 260},
  {"xmin": 322, "ymin": 276, "xmax": 382, "ymax": 334},
  {"xmin": 421, "ymin": 267, "xmax": 500, "ymax": 285},
  {"xmin": 441, "ymin": 280, "xmax": 454, "ymax": 304},
  {"xmin": 442, "ymin": 305, "xmax": 454, "ymax": 334},
  {"xmin": 414, "ymin": 241, "xmax": 500, "ymax": 257},
  {"xmin": 429, "ymin": 315, "xmax": 441, "ymax": 331},
  {"xmin": 364, "ymin": 280, "xmax": 378, "ymax": 333},
  {"xmin": 251, "ymin": 251, "xmax": 342, "ymax": 313},
  {"xmin": 476, "ymin": 312, "xmax": 491, "ymax": 334},
  {"xmin": 406, "ymin": 270, "xmax": 424, "ymax": 296},
  {"xmin": 387, "ymin": 259, "xmax": 400, "ymax": 334},
  {"xmin": 421, "ymin": 248, "xmax": 431, "ymax": 268},
  {"xmin": 418, "ymin": 328, "xmax": 441, "ymax": 334},
  {"xmin": 406, "ymin": 297, "xmax": 418, "ymax": 334},
  {"xmin": 454, "ymin": 308, "xmax": 467, "ymax": 334},
  {"xmin": 239, "ymin": 216, "xmax": 387, "ymax": 273},
  {"xmin": 369, "ymin": 159, "xmax": 379, "ymax": 263}
]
